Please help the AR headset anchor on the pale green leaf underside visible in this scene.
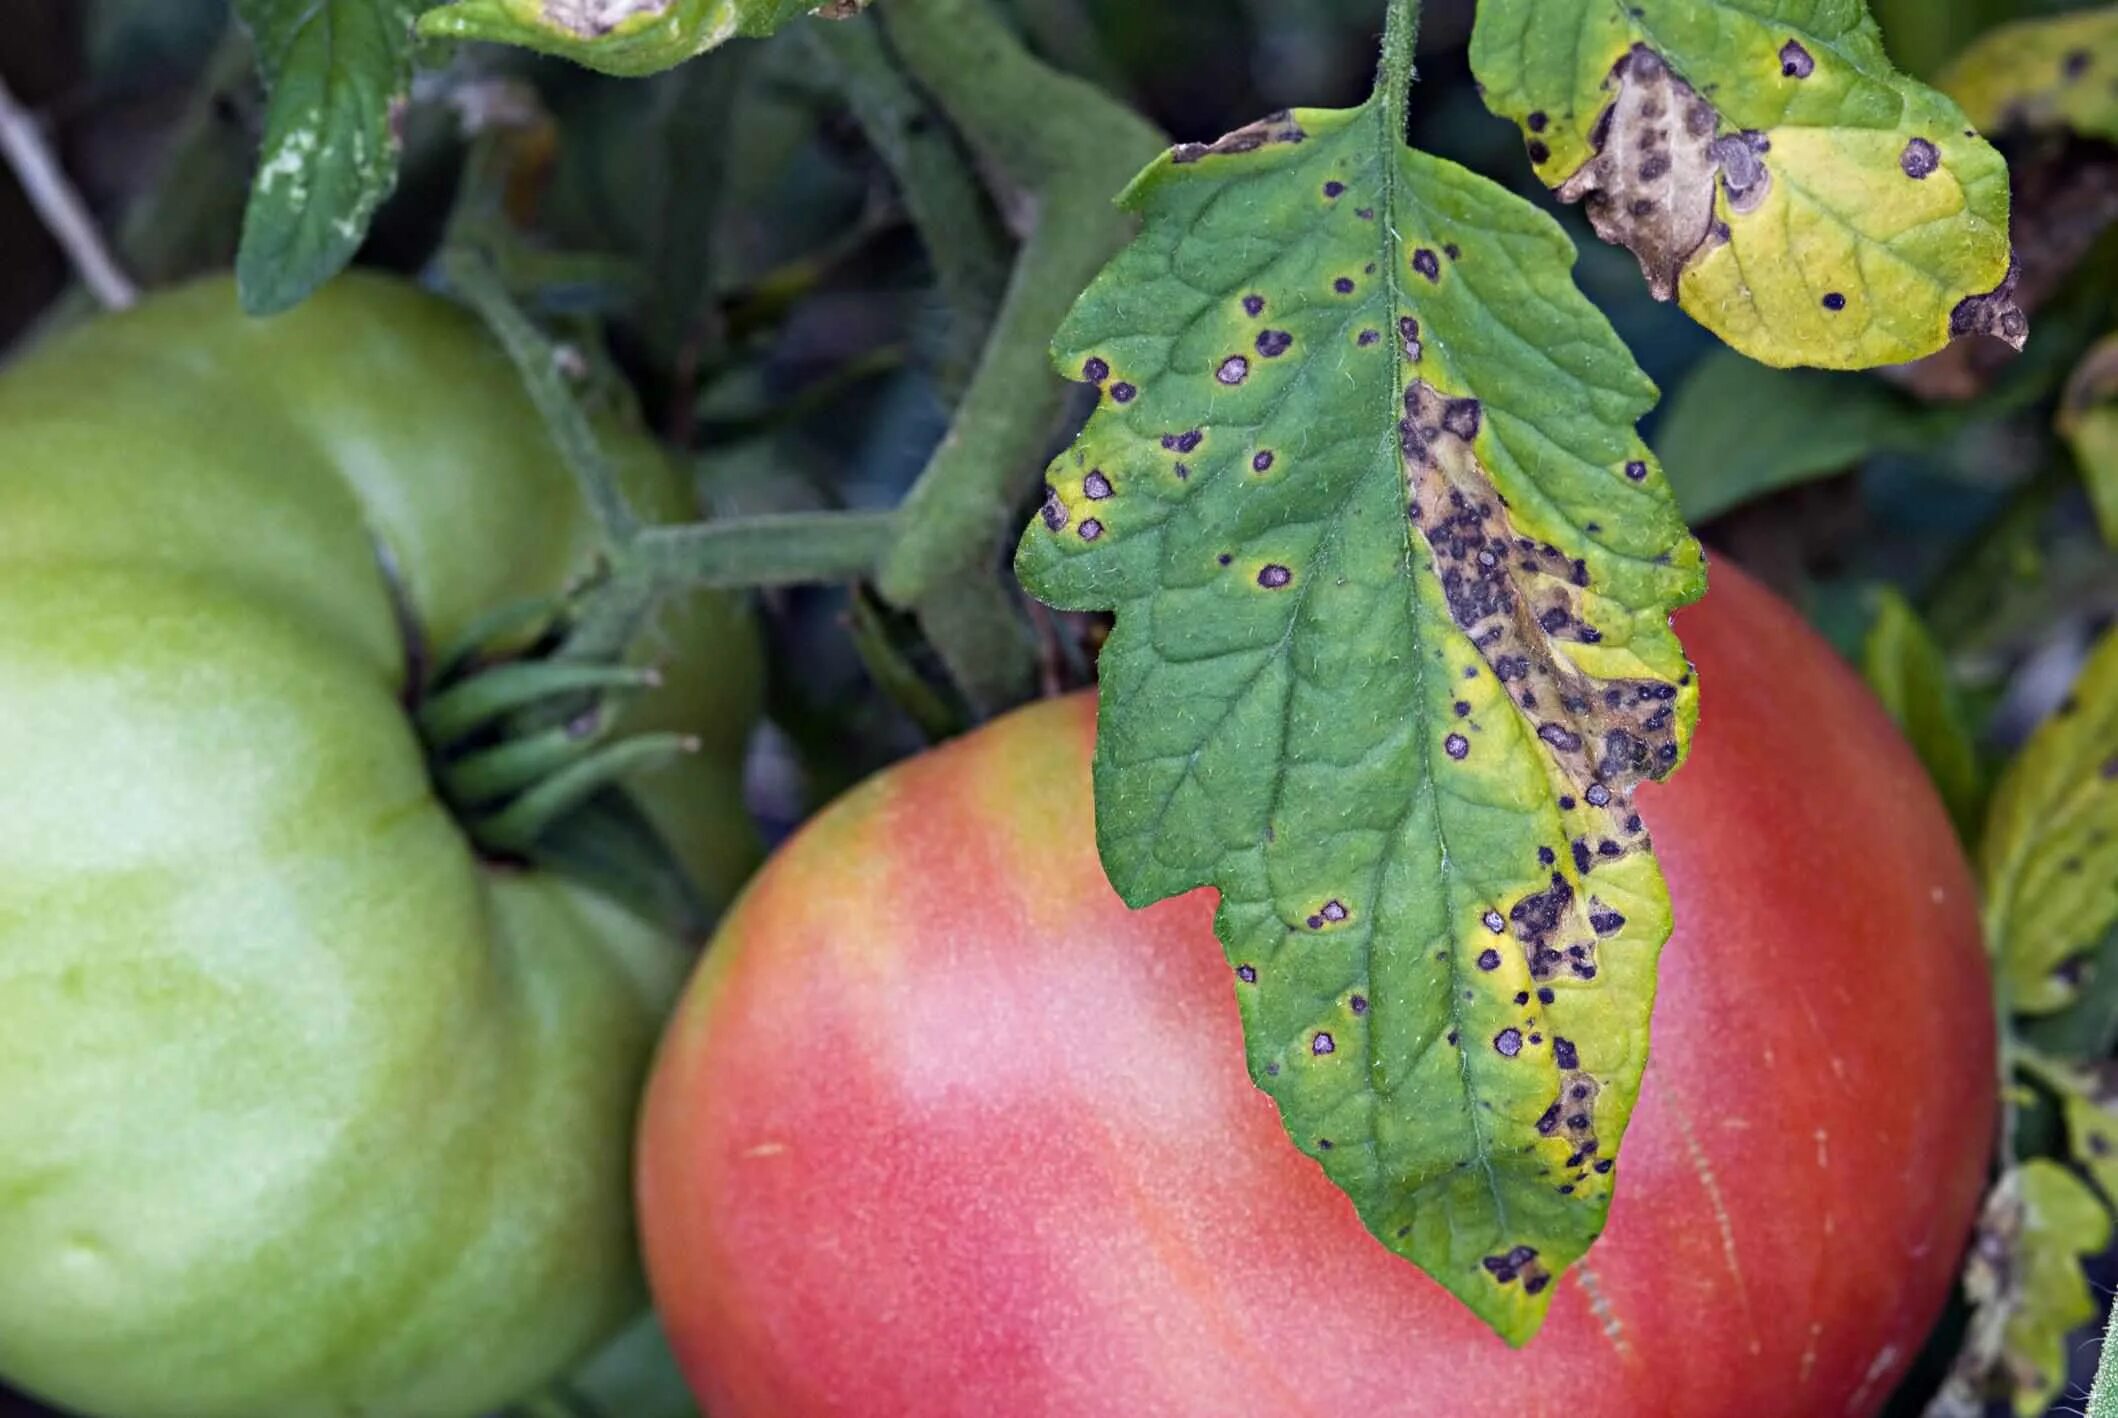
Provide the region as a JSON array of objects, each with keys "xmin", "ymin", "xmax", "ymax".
[
  {"xmin": 1470, "ymin": 0, "xmax": 2019, "ymax": 370},
  {"xmin": 1861, "ymin": 586, "xmax": 1982, "ymax": 841},
  {"xmin": 234, "ymin": 0, "xmax": 421, "ymax": 316},
  {"xmin": 416, "ymin": 0, "xmax": 823, "ymax": 75},
  {"xmin": 2061, "ymin": 334, "xmax": 2118, "ymax": 549},
  {"xmin": 1982, "ymin": 626, "xmax": 2118, "ymax": 1014},
  {"xmin": 1014, "ymin": 99, "xmax": 1703, "ymax": 1343},
  {"xmin": 1942, "ymin": 8, "xmax": 2118, "ymax": 145}
]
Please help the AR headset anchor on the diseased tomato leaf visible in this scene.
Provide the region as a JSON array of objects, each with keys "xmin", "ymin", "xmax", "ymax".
[
  {"xmin": 1013, "ymin": 93, "xmax": 1703, "ymax": 1344},
  {"xmin": 1982, "ymin": 626, "xmax": 2118, "ymax": 1015},
  {"xmin": 1470, "ymin": 0, "xmax": 2021, "ymax": 370},
  {"xmin": 1861, "ymin": 587, "xmax": 1983, "ymax": 842},
  {"xmin": 2061, "ymin": 334, "xmax": 2118, "ymax": 548},
  {"xmin": 1943, "ymin": 9, "xmax": 2118, "ymax": 145},
  {"xmin": 415, "ymin": 0, "xmax": 836, "ymax": 76},
  {"xmin": 232, "ymin": 0, "xmax": 420, "ymax": 316},
  {"xmin": 1931, "ymin": 1161, "xmax": 2111, "ymax": 1418}
]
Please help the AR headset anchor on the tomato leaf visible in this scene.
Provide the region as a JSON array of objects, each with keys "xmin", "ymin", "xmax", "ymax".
[
  {"xmin": 2061, "ymin": 334, "xmax": 2118, "ymax": 548},
  {"xmin": 1469, "ymin": 0, "xmax": 2021, "ymax": 370},
  {"xmin": 415, "ymin": 0, "xmax": 833, "ymax": 76},
  {"xmin": 1942, "ymin": 9, "xmax": 2118, "ymax": 145},
  {"xmin": 1013, "ymin": 92, "xmax": 1703, "ymax": 1344},
  {"xmin": 1932, "ymin": 1161, "xmax": 2111, "ymax": 1418},
  {"xmin": 232, "ymin": 0, "xmax": 420, "ymax": 316},
  {"xmin": 1861, "ymin": 586, "xmax": 1984, "ymax": 841},
  {"xmin": 1982, "ymin": 626, "xmax": 2118, "ymax": 1014}
]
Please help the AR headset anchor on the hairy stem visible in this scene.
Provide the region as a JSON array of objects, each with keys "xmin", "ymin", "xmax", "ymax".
[{"xmin": 1378, "ymin": 0, "xmax": 1422, "ymax": 136}]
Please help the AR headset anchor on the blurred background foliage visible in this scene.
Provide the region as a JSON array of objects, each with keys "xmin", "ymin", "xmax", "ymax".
[{"xmin": 3, "ymin": 1, "xmax": 2117, "ymax": 1414}]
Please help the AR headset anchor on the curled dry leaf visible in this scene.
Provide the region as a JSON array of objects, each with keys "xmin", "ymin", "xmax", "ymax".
[{"xmin": 1470, "ymin": 0, "xmax": 2020, "ymax": 370}]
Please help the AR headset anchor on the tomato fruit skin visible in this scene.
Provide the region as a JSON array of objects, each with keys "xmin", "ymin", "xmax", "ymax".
[
  {"xmin": 0, "ymin": 276, "xmax": 761, "ymax": 1418},
  {"xmin": 639, "ymin": 560, "xmax": 1994, "ymax": 1418}
]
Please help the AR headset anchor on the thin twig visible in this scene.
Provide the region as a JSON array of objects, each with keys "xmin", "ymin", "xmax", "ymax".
[{"xmin": 0, "ymin": 73, "xmax": 137, "ymax": 310}]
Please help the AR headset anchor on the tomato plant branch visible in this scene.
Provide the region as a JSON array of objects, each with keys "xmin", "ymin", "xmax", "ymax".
[
  {"xmin": 803, "ymin": 15, "xmax": 1009, "ymax": 399},
  {"xmin": 1379, "ymin": 0, "xmax": 1424, "ymax": 134},
  {"xmin": 869, "ymin": 0, "xmax": 1161, "ymax": 702},
  {"xmin": 0, "ymin": 72, "xmax": 138, "ymax": 310},
  {"xmin": 626, "ymin": 511, "xmax": 904, "ymax": 589}
]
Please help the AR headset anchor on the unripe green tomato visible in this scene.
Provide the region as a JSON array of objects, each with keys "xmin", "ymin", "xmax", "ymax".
[
  {"xmin": 639, "ymin": 561, "xmax": 1995, "ymax": 1418},
  {"xmin": 0, "ymin": 274, "xmax": 762, "ymax": 1418}
]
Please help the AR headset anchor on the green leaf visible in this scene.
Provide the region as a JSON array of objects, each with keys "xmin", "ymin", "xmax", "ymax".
[
  {"xmin": 1861, "ymin": 586, "xmax": 1984, "ymax": 841},
  {"xmin": 1652, "ymin": 347, "xmax": 1940, "ymax": 521},
  {"xmin": 2061, "ymin": 334, "xmax": 2118, "ymax": 548},
  {"xmin": 1942, "ymin": 7, "xmax": 2118, "ymax": 144},
  {"xmin": 1014, "ymin": 95, "xmax": 1703, "ymax": 1343},
  {"xmin": 415, "ymin": 0, "xmax": 831, "ymax": 76},
  {"xmin": 233, "ymin": 0, "xmax": 421, "ymax": 316},
  {"xmin": 1936, "ymin": 1161, "xmax": 2111, "ymax": 1417},
  {"xmin": 1982, "ymin": 626, "xmax": 2118, "ymax": 1014},
  {"xmin": 1469, "ymin": 0, "xmax": 2022, "ymax": 370}
]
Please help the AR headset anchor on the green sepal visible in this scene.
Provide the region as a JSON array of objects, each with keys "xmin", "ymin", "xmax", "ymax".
[
  {"xmin": 1470, "ymin": 0, "xmax": 2021, "ymax": 369},
  {"xmin": 1015, "ymin": 95, "xmax": 1702, "ymax": 1344}
]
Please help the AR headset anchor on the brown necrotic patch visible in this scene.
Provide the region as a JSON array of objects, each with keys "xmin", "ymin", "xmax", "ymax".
[
  {"xmin": 1949, "ymin": 254, "xmax": 2030, "ymax": 351},
  {"xmin": 1554, "ymin": 46, "xmax": 1772, "ymax": 302},
  {"xmin": 1172, "ymin": 110, "xmax": 1307, "ymax": 164}
]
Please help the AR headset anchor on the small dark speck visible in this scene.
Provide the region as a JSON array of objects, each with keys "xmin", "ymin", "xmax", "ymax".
[
  {"xmin": 1901, "ymin": 137, "xmax": 1940, "ymax": 179},
  {"xmin": 1111, "ymin": 382, "xmax": 1137, "ymax": 403},
  {"xmin": 1256, "ymin": 329, "xmax": 1294, "ymax": 358},
  {"xmin": 1177, "ymin": 430, "xmax": 1203, "ymax": 453},
  {"xmin": 1494, "ymin": 1028, "xmax": 1524, "ymax": 1057},
  {"xmin": 1335, "ymin": 276, "xmax": 1356, "ymax": 294},
  {"xmin": 1527, "ymin": 139, "xmax": 1551, "ymax": 165},
  {"xmin": 1312, "ymin": 1032, "xmax": 1336, "ymax": 1056},
  {"xmin": 1625, "ymin": 460, "xmax": 1648, "ymax": 481},
  {"xmin": 1822, "ymin": 292, "xmax": 1846, "ymax": 311},
  {"xmin": 1558, "ymin": 795, "xmax": 1576, "ymax": 811},
  {"xmin": 1358, "ymin": 329, "xmax": 1381, "ymax": 346},
  {"xmin": 1321, "ymin": 899, "xmax": 1348, "ymax": 922},
  {"xmin": 1780, "ymin": 39, "xmax": 1814, "ymax": 78},
  {"xmin": 1217, "ymin": 356, "xmax": 1250, "ymax": 385},
  {"xmin": 1266, "ymin": 1062, "xmax": 1280, "ymax": 1076},
  {"xmin": 1237, "ymin": 964, "xmax": 1256, "ymax": 983},
  {"xmin": 1538, "ymin": 987, "xmax": 1555, "ymax": 1005},
  {"xmin": 1083, "ymin": 470, "xmax": 1113, "ymax": 499},
  {"xmin": 1253, "ymin": 450, "xmax": 1276, "ymax": 473},
  {"xmin": 1594, "ymin": 1158, "xmax": 1613, "ymax": 1174},
  {"xmin": 1083, "ymin": 357, "xmax": 1109, "ymax": 383},
  {"xmin": 1525, "ymin": 1273, "xmax": 1551, "ymax": 1295},
  {"xmin": 1477, "ymin": 948, "xmax": 1501, "ymax": 971},
  {"xmin": 1483, "ymin": 909, "xmax": 1505, "ymax": 933},
  {"xmin": 1324, "ymin": 180, "xmax": 1346, "ymax": 198},
  {"xmin": 1412, "ymin": 249, "xmax": 1441, "ymax": 281},
  {"xmin": 1079, "ymin": 518, "xmax": 1104, "ymax": 542},
  {"xmin": 1318, "ymin": 1138, "xmax": 1334, "ymax": 1150},
  {"xmin": 1217, "ymin": 553, "xmax": 1233, "ymax": 566},
  {"xmin": 1357, "ymin": 207, "xmax": 1375, "ymax": 220},
  {"xmin": 1553, "ymin": 1037, "xmax": 1578, "ymax": 1069},
  {"xmin": 1243, "ymin": 293, "xmax": 1266, "ymax": 316},
  {"xmin": 2102, "ymin": 754, "xmax": 2118, "ymax": 780},
  {"xmin": 1444, "ymin": 243, "xmax": 1461, "ymax": 261},
  {"xmin": 1446, "ymin": 1030, "xmax": 1459, "ymax": 1046},
  {"xmin": 1351, "ymin": 995, "xmax": 1368, "ymax": 1014},
  {"xmin": 1445, "ymin": 733, "xmax": 1470, "ymax": 760},
  {"xmin": 1585, "ymin": 783, "xmax": 1611, "ymax": 808},
  {"xmin": 2066, "ymin": 49, "xmax": 2093, "ymax": 79},
  {"xmin": 1258, "ymin": 564, "xmax": 1293, "ymax": 589},
  {"xmin": 1527, "ymin": 110, "xmax": 1548, "ymax": 133},
  {"xmin": 1538, "ymin": 847, "xmax": 1556, "ymax": 866},
  {"xmin": 1455, "ymin": 700, "xmax": 1472, "ymax": 718}
]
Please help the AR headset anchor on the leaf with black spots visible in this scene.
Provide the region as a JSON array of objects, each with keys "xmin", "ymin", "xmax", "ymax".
[
  {"xmin": 1982, "ymin": 626, "xmax": 2118, "ymax": 1014},
  {"xmin": 1931, "ymin": 1161, "xmax": 2111, "ymax": 1417},
  {"xmin": 416, "ymin": 0, "xmax": 835, "ymax": 76},
  {"xmin": 1471, "ymin": 0, "xmax": 2020, "ymax": 369},
  {"xmin": 1014, "ymin": 92, "xmax": 1703, "ymax": 1342},
  {"xmin": 1944, "ymin": 9, "xmax": 2118, "ymax": 145},
  {"xmin": 233, "ymin": 0, "xmax": 421, "ymax": 316}
]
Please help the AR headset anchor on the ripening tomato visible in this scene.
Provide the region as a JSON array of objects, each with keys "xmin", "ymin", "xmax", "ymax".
[
  {"xmin": 639, "ymin": 559, "xmax": 1995, "ymax": 1418},
  {"xmin": 0, "ymin": 276, "xmax": 762, "ymax": 1418}
]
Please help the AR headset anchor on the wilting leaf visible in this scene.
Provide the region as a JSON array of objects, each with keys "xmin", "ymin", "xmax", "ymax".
[
  {"xmin": 1014, "ymin": 96, "xmax": 1703, "ymax": 1343},
  {"xmin": 1943, "ymin": 8, "xmax": 2118, "ymax": 145},
  {"xmin": 1982, "ymin": 626, "xmax": 2118, "ymax": 1014},
  {"xmin": 1931, "ymin": 1161, "xmax": 2111, "ymax": 1418},
  {"xmin": 232, "ymin": 0, "xmax": 420, "ymax": 316},
  {"xmin": 2061, "ymin": 333, "xmax": 2118, "ymax": 547},
  {"xmin": 1470, "ymin": 0, "xmax": 2020, "ymax": 370},
  {"xmin": 415, "ymin": 0, "xmax": 840, "ymax": 76},
  {"xmin": 1862, "ymin": 587, "xmax": 1984, "ymax": 841},
  {"xmin": 1653, "ymin": 347, "xmax": 1945, "ymax": 521}
]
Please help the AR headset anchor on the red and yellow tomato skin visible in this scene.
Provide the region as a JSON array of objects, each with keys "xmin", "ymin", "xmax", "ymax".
[{"xmin": 639, "ymin": 561, "xmax": 1994, "ymax": 1418}]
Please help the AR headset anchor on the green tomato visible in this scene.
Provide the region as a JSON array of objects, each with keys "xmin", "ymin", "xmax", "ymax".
[{"xmin": 0, "ymin": 274, "xmax": 762, "ymax": 1418}]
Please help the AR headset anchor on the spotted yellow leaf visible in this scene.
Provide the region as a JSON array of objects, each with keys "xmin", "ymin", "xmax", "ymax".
[
  {"xmin": 1471, "ymin": 0, "xmax": 2021, "ymax": 369},
  {"xmin": 2061, "ymin": 333, "xmax": 2118, "ymax": 548},
  {"xmin": 1943, "ymin": 7, "xmax": 2118, "ymax": 144}
]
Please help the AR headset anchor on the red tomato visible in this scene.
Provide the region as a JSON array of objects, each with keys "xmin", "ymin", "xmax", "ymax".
[{"xmin": 638, "ymin": 560, "xmax": 1995, "ymax": 1418}]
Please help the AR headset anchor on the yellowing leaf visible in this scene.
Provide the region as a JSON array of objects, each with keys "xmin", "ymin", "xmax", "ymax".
[
  {"xmin": 1943, "ymin": 7, "xmax": 2118, "ymax": 144},
  {"xmin": 415, "ymin": 0, "xmax": 839, "ymax": 76},
  {"xmin": 1470, "ymin": 0, "xmax": 2021, "ymax": 370},
  {"xmin": 1015, "ymin": 86, "xmax": 1703, "ymax": 1342},
  {"xmin": 1936, "ymin": 1161, "xmax": 2111, "ymax": 1417},
  {"xmin": 2061, "ymin": 333, "xmax": 2118, "ymax": 548},
  {"xmin": 1982, "ymin": 626, "xmax": 2118, "ymax": 1013}
]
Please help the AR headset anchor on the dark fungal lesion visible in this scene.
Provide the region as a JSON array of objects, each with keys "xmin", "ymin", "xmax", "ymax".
[
  {"xmin": 1949, "ymin": 254, "xmax": 2030, "ymax": 352},
  {"xmin": 1481, "ymin": 1244, "xmax": 1552, "ymax": 1296},
  {"xmin": 1171, "ymin": 109, "xmax": 1307, "ymax": 164}
]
